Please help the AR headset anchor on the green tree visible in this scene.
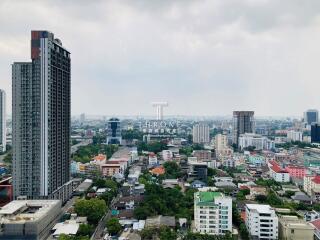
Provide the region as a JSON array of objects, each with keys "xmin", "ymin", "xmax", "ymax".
[
  {"xmin": 159, "ymin": 226, "xmax": 177, "ymax": 240},
  {"xmin": 163, "ymin": 161, "xmax": 182, "ymax": 179},
  {"xmin": 106, "ymin": 218, "xmax": 122, "ymax": 236},
  {"xmin": 77, "ymin": 224, "xmax": 93, "ymax": 237},
  {"xmin": 74, "ymin": 198, "xmax": 107, "ymax": 224}
]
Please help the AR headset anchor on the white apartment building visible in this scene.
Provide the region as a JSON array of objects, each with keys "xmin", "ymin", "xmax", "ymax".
[
  {"xmin": 245, "ymin": 204, "xmax": 279, "ymax": 240},
  {"xmin": 238, "ymin": 133, "xmax": 275, "ymax": 151},
  {"xmin": 194, "ymin": 191, "xmax": 232, "ymax": 235},
  {"xmin": 193, "ymin": 123, "xmax": 210, "ymax": 144},
  {"xmin": 287, "ymin": 130, "xmax": 303, "ymax": 142}
]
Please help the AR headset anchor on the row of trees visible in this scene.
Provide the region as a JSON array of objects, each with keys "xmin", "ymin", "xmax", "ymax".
[
  {"xmin": 137, "ymin": 141, "xmax": 168, "ymax": 154},
  {"xmin": 72, "ymin": 144, "xmax": 118, "ymax": 163}
]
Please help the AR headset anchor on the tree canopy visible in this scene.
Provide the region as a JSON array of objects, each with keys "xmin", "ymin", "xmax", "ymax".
[
  {"xmin": 106, "ymin": 218, "xmax": 122, "ymax": 236},
  {"xmin": 74, "ymin": 198, "xmax": 107, "ymax": 224}
]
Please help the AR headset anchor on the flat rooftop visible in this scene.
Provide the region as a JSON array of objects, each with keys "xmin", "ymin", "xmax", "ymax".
[
  {"xmin": 0, "ymin": 200, "xmax": 61, "ymax": 223},
  {"xmin": 246, "ymin": 204, "xmax": 274, "ymax": 214}
]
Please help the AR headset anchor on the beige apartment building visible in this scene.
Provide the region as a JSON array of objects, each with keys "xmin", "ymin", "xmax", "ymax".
[{"xmin": 278, "ymin": 215, "xmax": 314, "ymax": 240}]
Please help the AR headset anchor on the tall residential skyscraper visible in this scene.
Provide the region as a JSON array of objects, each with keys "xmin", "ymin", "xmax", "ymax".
[
  {"xmin": 304, "ymin": 109, "xmax": 318, "ymax": 125},
  {"xmin": 12, "ymin": 31, "xmax": 71, "ymax": 198},
  {"xmin": 0, "ymin": 89, "xmax": 6, "ymax": 153},
  {"xmin": 233, "ymin": 111, "xmax": 254, "ymax": 146},
  {"xmin": 193, "ymin": 123, "xmax": 210, "ymax": 144}
]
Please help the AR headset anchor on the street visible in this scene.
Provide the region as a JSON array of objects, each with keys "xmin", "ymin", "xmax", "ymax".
[{"xmin": 92, "ymin": 195, "xmax": 120, "ymax": 240}]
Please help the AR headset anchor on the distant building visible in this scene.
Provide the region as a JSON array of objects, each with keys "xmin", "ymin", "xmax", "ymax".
[
  {"xmin": 106, "ymin": 118, "xmax": 122, "ymax": 144},
  {"xmin": 238, "ymin": 133, "xmax": 274, "ymax": 151},
  {"xmin": 0, "ymin": 200, "xmax": 61, "ymax": 240},
  {"xmin": 245, "ymin": 204, "xmax": 278, "ymax": 239},
  {"xmin": 311, "ymin": 123, "xmax": 320, "ymax": 143},
  {"xmin": 194, "ymin": 191, "xmax": 232, "ymax": 235},
  {"xmin": 278, "ymin": 215, "xmax": 314, "ymax": 240},
  {"xmin": 193, "ymin": 123, "xmax": 210, "ymax": 144},
  {"xmin": 214, "ymin": 134, "xmax": 232, "ymax": 155},
  {"xmin": 304, "ymin": 109, "xmax": 318, "ymax": 125},
  {"xmin": 232, "ymin": 111, "xmax": 255, "ymax": 146},
  {"xmin": 80, "ymin": 113, "xmax": 86, "ymax": 124},
  {"xmin": 193, "ymin": 150, "xmax": 212, "ymax": 161},
  {"xmin": 287, "ymin": 130, "xmax": 303, "ymax": 142},
  {"xmin": 0, "ymin": 89, "xmax": 5, "ymax": 153}
]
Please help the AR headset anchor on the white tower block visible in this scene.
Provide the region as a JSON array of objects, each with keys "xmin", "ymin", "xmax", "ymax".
[{"xmin": 151, "ymin": 102, "xmax": 169, "ymax": 120}]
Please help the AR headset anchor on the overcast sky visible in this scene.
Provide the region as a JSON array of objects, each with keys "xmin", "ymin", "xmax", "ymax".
[{"xmin": 1, "ymin": 0, "xmax": 320, "ymax": 117}]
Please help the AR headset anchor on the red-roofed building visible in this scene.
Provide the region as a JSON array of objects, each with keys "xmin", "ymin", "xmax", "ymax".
[
  {"xmin": 285, "ymin": 165, "xmax": 306, "ymax": 179},
  {"xmin": 269, "ymin": 160, "xmax": 290, "ymax": 182},
  {"xmin": 310, "ymin": 219, "xmax": 320, "ymax": 239}
]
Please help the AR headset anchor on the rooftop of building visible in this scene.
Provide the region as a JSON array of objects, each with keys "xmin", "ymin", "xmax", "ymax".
[
  {"xmin": 279, "ymin": 215, "xmax": 314, "ymax": 230},
  {"xmin": 246, "ymin": 204, "xmax": 275, "ymax": 214},
  {"xmin": 0, "ymin": 200, "xmax": 61, "ymax": 223},
  {"xmin": 93, "ymin": 154, "xmax": 107, "ymax": 161},
  {"xmin": 312, "ymin": 175, "xmax": 320, "ymax": 184}
]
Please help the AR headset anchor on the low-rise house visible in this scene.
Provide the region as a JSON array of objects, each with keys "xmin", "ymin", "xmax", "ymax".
[
  {"xmin": 247, "ymin": 186, "xmax": 267, "ymax": 200},
  {"xmin": 114, "ymin": 196, "xmax": 144, "ymax": 210},
  {"xmin": 214, "ymin": 181, "xmax": 236, "ymax": 189},
  {"xmin": 278, "ymin": 215, "xmax": 314, "ymax": 240},
  {"xmin": 214, "ymin": 176, "xmax": 233, "ymax": 182},
  {"xmin": 291, "ymin": 192, "xmax": 312, "ymax": 204},
  {"xmin": 162, "ymin": 179, "xmax": 179, "ymax": 189},
  {"xmin": 145, "ymin": 215, "xmax": 176, "ymax": 229},
  {"xmin": 190, "ymin": 180, "xmax": 207, "ymax": 189},
  {"xmin": 149, "ymin": 166, "xmax": 165, "ymax": 176},
  {"xmin": 75, "ymin": 179, "xmax": 93, "ymax": 194},
  {"xmin": 91, "ymin": 154, "xmax": 107, "ymax": 165},
  {"xmin": 133, "ymin": 220, "xmax": 145, "ymax": 231}
]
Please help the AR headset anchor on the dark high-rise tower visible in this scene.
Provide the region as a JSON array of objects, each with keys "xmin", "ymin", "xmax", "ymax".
[
  {"xmin": 12, "ymin": 31, "xmax": 71, "ymax": 198},
  {"xmin": 233, "ymin": 111, "xmax": 255, "ymax": 146},
  {"xmin": 106, "ymin": 118, "xmax": 122, "ymax": 144},
  {"xmin": 304, "ymin": 109, "xmax": 318, "ymax": 125},
  {"xmin": 311, "ymin": 123, "xmax": 320, "ymax": 143}
]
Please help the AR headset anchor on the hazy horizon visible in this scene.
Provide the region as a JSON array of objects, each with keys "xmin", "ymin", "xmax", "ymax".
[{"xmin": 1, "ymin": 0, "xmax": 320, "ymax": 116}]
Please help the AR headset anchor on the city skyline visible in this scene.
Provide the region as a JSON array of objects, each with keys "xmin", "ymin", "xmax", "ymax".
[{"xmin": 1, "ymin": 1, "xmax": 320, "ymax": 116}]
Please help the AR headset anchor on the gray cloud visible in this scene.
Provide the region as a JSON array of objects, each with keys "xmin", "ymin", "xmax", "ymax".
[{"xmin": 0, "ymin": 0, "xmax": 320, "ymax": 117}]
